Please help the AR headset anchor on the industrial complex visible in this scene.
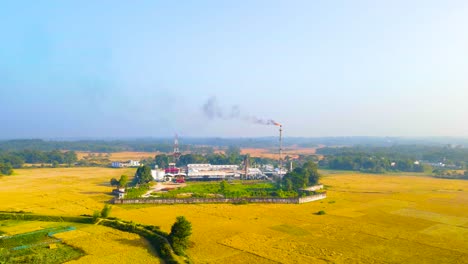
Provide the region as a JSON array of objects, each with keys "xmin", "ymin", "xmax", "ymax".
[{"xmin": 150, "ymin": 162, "xmax": 279, "ymax": 182}]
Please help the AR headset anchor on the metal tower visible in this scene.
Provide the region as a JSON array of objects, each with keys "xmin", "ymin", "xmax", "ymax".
[{"xmin": 173, "ymin": 133, "xmax": 181, "ymax": 163}]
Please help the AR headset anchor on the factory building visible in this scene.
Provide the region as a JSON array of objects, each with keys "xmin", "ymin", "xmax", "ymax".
[
  {"xmin": 151, "ymin": 166, "xmax": 166, "ymax": 182},
  {"xmin": 151, "ymin": 163, "xmax": 186, "ymax": 182},
  {"xmin": 187, "ymin": 163, "xmax": 240, "ymax": 181}
]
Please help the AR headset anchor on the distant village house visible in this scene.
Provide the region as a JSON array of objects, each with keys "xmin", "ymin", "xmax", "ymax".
[{"xmin": 111, "ymin": 160, "xmax": 140, "ymax": 168}]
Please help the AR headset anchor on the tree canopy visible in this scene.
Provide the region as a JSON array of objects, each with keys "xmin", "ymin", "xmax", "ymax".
[
  {"xmin": 110, "ymin": 175, "xmax": 129, "ymax": 188},
  {"xmin": 0, "ymin": 163, "xmax": 13, "ymax": 175},
  {"xmin": 281, "ymin": 161, "xmax": 320, "ymax": 191},
  {"xmin": 135, "ymin": 165, "xmax": 153, "ymax": 184},
  {"xmin": 169, "ymin": 216, "xmax": 192, "ymax": 255}
]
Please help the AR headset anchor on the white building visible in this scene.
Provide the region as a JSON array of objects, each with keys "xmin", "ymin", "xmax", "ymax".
[
  {"xmin": 247, "ymin": 168, "xmax": 263, "ymax": 177},
  {"xmin": 111, "ymin": 160, "xmax": 140, "ymax": 168},
  {"xmin": 187, "ymin": 163, "xmax": 239, "ymax": 180},
  {"xmin": 151, "ymin": 168, "xmax": 166, "ymax": 181},
  {"xmin": 128, "ymin": 160, "xmax": 140, "ymax": 167},
  {"xmin": 111, "ymin": 161, "xmax": 126, "ymax": 168}
]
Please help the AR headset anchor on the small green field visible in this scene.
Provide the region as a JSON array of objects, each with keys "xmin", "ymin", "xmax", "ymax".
[
  {"xmin": 155, "ymin": 181, "xmax": 298, "ymax": 198},
  {"xmin": 0, "ymin": 224, "xmax": 84, "ymax": 264}
]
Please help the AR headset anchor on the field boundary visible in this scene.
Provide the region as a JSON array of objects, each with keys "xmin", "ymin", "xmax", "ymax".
[{"xmin": 113, "ymin": 193, "xmax": 327, "ymax": 205}]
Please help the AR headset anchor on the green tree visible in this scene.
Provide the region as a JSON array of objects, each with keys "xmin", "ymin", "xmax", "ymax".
[
  {"xmin": 302, "ymin": 161, "xmax": 320, "ymax": 185},
  {"xmin": 219, "ymin": 180, "xmax": 228, "ymax": 193},
  {"xmin": 63, "ymin": 151, "xmax": 78, "ymax": 166},
  {"xmin": 92, "ymin": 210, "xmax": 101, "ymax": 223},
  {"xmin": 110, "ymin": 178, "xmax": 119, "ymax": 187},
  {"xmin": 135, "ymin": 165, "xmax": 153, "ymax": 184},
  {"xmin": 0, "ymin": 162, "xmax": 13, "ymax": 175},
  {"xmin": 52, "ymin": 161, "xmax": 59, "ymax": 168},
  {"xmin": 154, "ymin": 154, "xmax": 169, "ymax": 168},
  {"xmin": 119, "ymin": 175, "xmax": 129, "ymax": 188},
  {"xmin": 169, "ymin": 216, "xmax": 192, "ymax": 255},
  {"xmin": 101, "ymin": 204, "xmax": 112, "ymax": 218},
  {"xmin": 281, "ymin": 161, "xmax": 320, "ymax": 191},
  {"xmin": 178, "ymin": 153, "xmax": 208, "ymax": 166},
  {"xmin": 48, "ymin": 150, "xmax": 65, "ymax": 164}
]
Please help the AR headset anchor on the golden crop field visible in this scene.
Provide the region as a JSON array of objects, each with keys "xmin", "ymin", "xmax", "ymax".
[
  {"xmin": 76, "ymin": 151, "xmax": 159, "ymax": 161},
  {"xmin": 55, "ymin": 224, "xmax": 160, "ymax": 264},
  {"xmin": 0, "ymin": 167, "xmax": 135, "ymax": 215},
  {"xmin": 240, "ymin": 147, "xmax": 317, "ymax": 159},
  {"xmin": 1, "ymin": 167, "xmax": 468, "ymax": 263},
  {"xmin": 0, "ymin": 221, "xmax": 159, "ymax": 264}
]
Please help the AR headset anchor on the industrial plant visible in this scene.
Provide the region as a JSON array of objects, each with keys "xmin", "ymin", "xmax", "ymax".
[{"xmin": 150, "ymin": 124, "xmax": 286, "ymax": 182}]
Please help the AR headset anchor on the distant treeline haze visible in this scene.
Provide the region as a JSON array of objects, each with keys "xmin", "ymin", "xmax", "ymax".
[{"xmin": 317, "ymin": 145, "xmax": 468, "ymax": 173}]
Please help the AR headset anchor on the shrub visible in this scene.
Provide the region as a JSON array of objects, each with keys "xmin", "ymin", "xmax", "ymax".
[
  {"xmin": 316, "ymin": 210, "xmax": 326, "ymax": 215},
  {"xmin": 169, "ymin": 216, "xmax": 192, "ymax": 256},
  {"xmin": 101, "ymin": 204, "xmax": 112, "ymax": 218},
  {"xmin": 92, "ymin": 211, "xmax": 101, "ymax": 223}
]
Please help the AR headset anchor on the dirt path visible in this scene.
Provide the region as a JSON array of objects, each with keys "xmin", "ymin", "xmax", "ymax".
[{"xmin": 142, "ymin": 182, "xmax": 186, "ymax": 198}]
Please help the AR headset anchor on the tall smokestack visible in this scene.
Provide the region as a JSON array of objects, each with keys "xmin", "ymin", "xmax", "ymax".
[{"xmin": 279, "ymin": 125, "xmax": 283, "ymax": 175}]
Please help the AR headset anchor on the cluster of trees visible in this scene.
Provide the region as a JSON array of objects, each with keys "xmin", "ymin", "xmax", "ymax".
[
  {"xmin": 134, "ymin": 165, "xmax": 153, "ymax": 184},
  {"xmin": 320, "ymin": 155, "xmax": 424, "ymax": 173},
  {"xmin": 0, "ymin": 150, "xmax": 78, "ymax": 168},
  {"xmin": 0, "ymin": 162, "xmax": 13, "ymax": 175},
  {"xmin": 110, "ymin": 175, "xmax": 129, "ymax": 188},
  {"xmin": 149, "ymin": 146, "xmax": 276, "ymax": 169},
  {"xmin": 77, "ymin": 153, "xmax": 111, "ymax": 167},
  {"xmin": 281, "ymin": 161, "xmax": 320, "ymax": 191},
  {"xmin": 318, "ymin": 145, "xmax": 468, "ymax": 169},
  {"xmin": 0, "ymin": 139, "xmax": 195, "ymax": 153}
]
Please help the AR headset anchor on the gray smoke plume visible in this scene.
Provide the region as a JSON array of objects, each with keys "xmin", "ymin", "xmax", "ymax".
[
  {"xmin": 247, "ymin": 116, "xmax": 280, "ymax": 126},
  {"xmin": 202, "ymin": 96, "xmax": 241, "ymax": 119},
  {"xmin": 202, "ymin": 96, "xmax": 280, "ymax": 126}
]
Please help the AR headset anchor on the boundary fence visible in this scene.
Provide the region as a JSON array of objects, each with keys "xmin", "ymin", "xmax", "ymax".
[{"xmin": 113, "ymin": 192, "xmax": 326, "ymax": 205}]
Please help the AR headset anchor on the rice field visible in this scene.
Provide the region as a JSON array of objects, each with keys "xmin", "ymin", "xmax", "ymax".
[
  {"xmin": 240, "ymin": 147, "xmax": 317, "ymax": 159},
  {"xmin": 0, "ymin": 221, "xmax": 159, "ymax": 264},
  {"xmin": 1, "ymin": 167, "xmax": 468, "ymax": 263},
  {"xmin": 76, "ymin": 151, "xmax": 158, "ymax": 161},
  {"xmin": 0, "ymin": 167, "xmax": 135, "ymax": 215}
]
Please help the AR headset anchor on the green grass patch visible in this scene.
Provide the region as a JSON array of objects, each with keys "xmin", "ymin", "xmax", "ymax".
[
  {"xmin": 159, "ymin": 181, "xmax": 297, "ymax": 198},
  {"xmin": 0, "ymin": 243, "xmax": 84, "ymax": 264},
  {"xmin": 125, "ymin": 184, "xmax": 150, "ymax": 199},
  {"xmin": 0, "ymin": 226, "xmax": 84, "ymax": 264},
  {"xmin": 0, "ymin": 213, "xmax": 94, "ymax": 224}
]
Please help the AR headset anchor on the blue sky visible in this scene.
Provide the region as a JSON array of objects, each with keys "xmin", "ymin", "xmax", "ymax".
[{"xmin": 1, "ymin": 1, "xmax": 468, "ymax": 138}]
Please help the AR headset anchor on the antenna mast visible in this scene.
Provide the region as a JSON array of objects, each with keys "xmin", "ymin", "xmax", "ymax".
[{"xmin": 173, "ymin": 133, "xmax": 181, "ymax": 163}]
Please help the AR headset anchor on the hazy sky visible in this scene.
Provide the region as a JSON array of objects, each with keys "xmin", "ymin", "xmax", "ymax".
[{"xmin": 1, "ymin": 1, "xmax": 468, "ymax": 139}]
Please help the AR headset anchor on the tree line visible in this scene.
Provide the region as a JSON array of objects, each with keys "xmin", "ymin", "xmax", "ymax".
[
  {"xmin": 145, "ymin": 146, "xmax": 277, "ymax": 169},
  {"xmin": 317, "ymin": 145, "xmax": 468, "ymax": 169},
  {"xmin": 0, "ymin": 150, "xmax": 78, "ymax": 175},
  {"xmin": 319, "ymin": 155, "xmax": 424, "ymax": 173}
]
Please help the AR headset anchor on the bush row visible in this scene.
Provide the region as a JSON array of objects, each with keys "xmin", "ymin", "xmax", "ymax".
[
  {"xmin": 99, "ymin": 220, "xmax": 182, "ymax": 264},
  {"xmin": 0, "ymin": 213, "xmax": 94, "ymax": 224}
]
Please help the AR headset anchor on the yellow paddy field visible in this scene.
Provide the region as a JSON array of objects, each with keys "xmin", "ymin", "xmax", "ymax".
[
  {"xmin": 76, "ymin": 151, "xmax": 158, "ymax": 161},
  {"xmin": 1, "ymin": 168, "xmax": 468, "ymax": 263}
]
